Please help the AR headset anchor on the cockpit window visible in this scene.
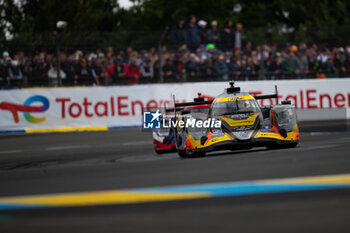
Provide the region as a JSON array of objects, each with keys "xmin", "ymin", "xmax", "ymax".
[
  {"xmin": 274, "ymin": 107, "xmax": 296, "ymax": 130},
  {"xmin": 211, "ymin": 99, "xmax": 259, "ymax": 117}
]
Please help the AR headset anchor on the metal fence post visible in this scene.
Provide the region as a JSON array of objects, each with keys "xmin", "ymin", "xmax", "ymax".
[
  {"xmin": 259, "ymin": 28, "xmax": 268, "ymax": 80},
  {"xmin": 158, "ymin": 27, "xmax": 168, "ymax": 83},
  {"xmin": 56, "ymin": 41, "xmax": 62, "ymax": 86}
]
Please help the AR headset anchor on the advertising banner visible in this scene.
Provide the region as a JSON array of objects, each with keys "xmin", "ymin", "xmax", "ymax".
[{"xmin": 0, "ymin": 79, "xmax": 349, "ymax": 132}]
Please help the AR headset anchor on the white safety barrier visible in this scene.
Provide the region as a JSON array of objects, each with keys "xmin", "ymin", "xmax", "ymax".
[{"xmin": 0, "ymin": 78, "xmax": 349, "ymax": 132}]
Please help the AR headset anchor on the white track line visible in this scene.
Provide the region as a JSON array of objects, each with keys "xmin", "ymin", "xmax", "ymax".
[
  {"xmin": 121, "ymin": 141, "xmax": 153, "ymax": 146},
  {"xmin": 45, "ymin": 145, "xmax": 90, "ymax": 151},
  {"xmin": 0, "ymin": 150, "xmax": 21, "ymax": 154}
]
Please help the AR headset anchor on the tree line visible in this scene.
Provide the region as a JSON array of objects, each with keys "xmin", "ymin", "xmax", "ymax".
[{"xmin": 1, "ymin": 0, "xmax": 350, "ymax": 54}]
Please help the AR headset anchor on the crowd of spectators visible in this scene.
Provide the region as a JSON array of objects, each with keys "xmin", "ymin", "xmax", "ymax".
[{"xmin": 1, "ymin": 16, "xmax": 350, "ymax": 88}]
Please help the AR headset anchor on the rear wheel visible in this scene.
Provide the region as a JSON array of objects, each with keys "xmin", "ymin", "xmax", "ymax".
[
  {"xmin": 266, "ymin": 142, "xmax": 298, "ymax": 150},
  {"xmin": 266, "ymin": 144, "xmax": 280, "ymax": 150},
  {"xmin": 283, "ymin": 142, "xmax": 298, "ymax": 148}
]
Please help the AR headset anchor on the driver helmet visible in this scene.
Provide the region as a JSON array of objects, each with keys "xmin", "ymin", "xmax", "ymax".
[{"xmin": 243, "ymin": 100, "xmax": 251, "ymax": 108}]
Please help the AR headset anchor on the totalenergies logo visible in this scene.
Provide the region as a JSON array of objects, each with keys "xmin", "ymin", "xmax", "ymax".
[{"xmin": 0, "ymin": 95, "xmax": 50, "ymax": 123}]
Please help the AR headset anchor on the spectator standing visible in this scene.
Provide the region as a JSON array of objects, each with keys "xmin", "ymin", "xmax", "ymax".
[
  {"xmin": 0, "ymin": 61, "xmax": 8, "ymax": 87},
  {"xmin": 221, "ymin": 20, "xmax": 235, "ymax": 51},
  {"xmin": 235, "ymin": 23, "xmax": 244, "ymax": 49},
  {"xmin": 197, "ymin": 20, "xmax": 208, "ymax": 44},
  {"xmin": 309, "ymin": 52, "xmax": 321, "ymax": 78},
  {"xmin": 242, "ymin": 41, "xmax": 252, "ymax": 56},
  {"xmin": 251, "ymin": 51, "xmax": 260, "ymax": 77},
  {"xmin": 322, "ymin": 58, "xmax": 336, "ymax": 78},
  {"xmin": 103, "ymin": 58, "xmax": 127, "ymax": 85},
  {"xmin": 229, "ymin": 56, "xmax": 242, "ymax": 79},
  {"xmin": 1, "ymin": 51, "xmax": 10, "ymax": 65},
  {"xmin": 23, "ymin": 59, "xmax": 33, "ymax": 87},
  {"xmin": 48, "ymin": 63, "xmax": 66, "ymax": 86},
  {"xmin": 61, "ymin": 55, "xmax": 76, "ymax": 86},
  {"xmin": 186, "ymin": 54, "xmax": 200, "ymax": 81},
  {"xmin": 346, "ymin": 55, "xmax": 350, "ymax": 73},
  {"xmin": 186, "ymin": 15, "xmax": 201, "ymax": 52},
  {"xmin": 163, "ymin": 58, "xmax": 177, "ymax": 82},
  {"xmin": 317, "ymin": 48, "xmax": 330, "ymax": 63},
  {"xmin": 90, "ymin": 58, "xmax": 103, "ymax": 85},
  {"xmin": 203, "ymin": 58, "xmax": 215, "ymax": 80},
  {"xmin": 171, "ymin": 17, "xmax": 187, "ymax": 50},
  {"xmin": 75, "ymin": 58, "xmax": 94, "ymax": 85},
  {"xmin": 211, "ymin": 51, "xmax": 219, "ymax": 66},
  {"xmin": 31, "ymin": 58, "xmax": 48, "ymax": 86},
  {"xmin": 173, "ymin": 53, "xmax": 184, "ymax": 81},
  {"xmin": 140, "ymin": 58, "xmax": 154, "ymax": 83},
  {"xmin": 244, "ymin": 57, "xmax": 257, "ymax": 79},
  {"xmin": 8, "ymin": 60, "xmax": 23, "ymax": 87},
  {"xmin": 241, "ymin": 58, "xmax": 253, "ymax": 81},
  {"xmin": 113, "ymin": 58, "xmax": 127, "ymax": 83},
  {"xmin": 5, "ymin": 41, "xmax": 350, "ymax": 87},
  {"xmin": 198, "ymin": 58, "xmax": 206, "ymax": 79},
  {"xmin": 294, "ymin": 50, "xmax": 309, "ymax": 78},
  {"xmin": 125, "ymin": 47, "xmax": 133, "ymax": 64},
  {"xmin": 214, "ymin": 55, "xmax": 229, "ymax": 80},
  {"xmin": 268, "ymin": 53, "xmax": 284, "ymax": 79},
  {"xmin": 153, "ymin": 60, "xmax": 160, "ymax": 82},
  {"xmin": 334, "ymin": 48, "xmax": 347, "ymax": 77},
  {"xmin": 207, "ymin": 20, "xmax": 220, "ymax": 46},
  {"xmin": 282, "ymin": 51, "xmax": 298, "ymax": 78},
  {"xmin": 125, "ymin": 58, "xmax": 141, "ymax": 85}
]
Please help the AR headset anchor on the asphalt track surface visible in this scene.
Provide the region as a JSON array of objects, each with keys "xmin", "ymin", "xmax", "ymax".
[{"xmin": 0, "ymin": 124, "xmax": 350, "ymax": 233}]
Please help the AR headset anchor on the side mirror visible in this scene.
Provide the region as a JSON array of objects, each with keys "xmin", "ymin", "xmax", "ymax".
[
  {"xmin": 200, "ymin": 136, "xmax": 208, "ymax": 145},
  {"xmin": 278, "ymin": 129, "xmax": 287, "ymax": 138}
]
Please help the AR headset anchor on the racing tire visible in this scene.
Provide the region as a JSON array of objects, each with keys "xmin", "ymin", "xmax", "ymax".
[
  {"xmin": 178, "ymin": 149, "xmax": 205, "ymax": 158},
  {"xmin": 155, "ymin": 150, "xmax": 165, "ymax": 154},
  {"xmin": 283, "ymin": 142, "xmax": 298, "ymax": 148},
  {"xmin": 266, "ymin": 144, "xmax": 280, "ymax": 150},
  {"xmin": 266, "ymin": 142, "xmax": 298, "ymax": 150},
  {"xmin": 178, "ymin": 149, "xmax": 188, "ymax": 158}
]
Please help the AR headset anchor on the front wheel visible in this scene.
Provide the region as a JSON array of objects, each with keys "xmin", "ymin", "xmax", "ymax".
[
  {"xmin": 155, "ymin": 149, "xmax": 166, "ymax": 154},
  {"xmin": 178, "ymin": 149, "xmax": 205, "ymax": 158}
]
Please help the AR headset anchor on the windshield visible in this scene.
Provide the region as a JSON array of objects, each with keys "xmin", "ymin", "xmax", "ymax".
[{"xmin": 211, "ymin": 99, "xmax": 259, "ymax": 117}]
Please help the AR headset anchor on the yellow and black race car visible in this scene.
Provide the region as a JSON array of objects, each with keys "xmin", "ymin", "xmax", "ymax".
[{"xmin": 173, "ymin": 81, "xmax": 299, "ymax": 158}]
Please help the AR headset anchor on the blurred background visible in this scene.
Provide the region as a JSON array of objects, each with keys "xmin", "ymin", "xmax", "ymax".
[
  {"xmin": 1, "ymin": 0, "xmax": 350, "ymax": 87},
  {"xmin": 1, "ymin": 2, "xmax": 350, "ymax": 232}
]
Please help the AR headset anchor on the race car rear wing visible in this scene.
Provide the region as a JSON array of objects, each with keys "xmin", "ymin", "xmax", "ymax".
[
  {"xmin": 167, "ymin": 101, "xmax": 212, "ymax": 114},
  {"xmin": 174, "ymin": 100, "xmax": 213, "ymax": 107},
  {"xmin": 165, "ymin": 107, "xmax": 183, "ymax": 113},
  {"xmin": 253, "ymin": 85, "xmax": 279, "ymax": 104},
  {"xmin": 164, "ymin": 93, "xmax": 213, "ymax": 113},
  {"xmin": 172, "ymin": 95, "xmax": 213, "ymax": 118}
]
